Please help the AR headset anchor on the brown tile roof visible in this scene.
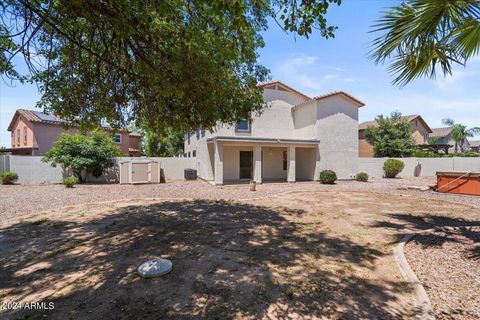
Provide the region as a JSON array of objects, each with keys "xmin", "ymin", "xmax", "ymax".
[
  {"xmin": 469, "ymin": 140, "xmax": 480, "ymax": 147},
  {"xmin": 430, "ymin": 127, "xmax": 452, "ymax": 138},
  {"xmin": 258, "ymin": 80, "xmax": 311, "ymax": 100},
  {"xmin": 314, "ymin": 91, "xmax": 365, "ymax": 107},
  {"xmin": 359, "ymin": 114, "xmax": 432, "ymax": 132}
]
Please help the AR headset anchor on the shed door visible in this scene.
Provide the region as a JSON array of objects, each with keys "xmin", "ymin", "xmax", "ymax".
[{"xmin": 132, "ymin": 163, "xmax": 149, "ymax": 183}]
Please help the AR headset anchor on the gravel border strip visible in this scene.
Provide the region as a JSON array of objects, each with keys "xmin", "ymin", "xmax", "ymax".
[{"xmin": 394, "ymin": 226, "xmax": 478, "ymax": 320}]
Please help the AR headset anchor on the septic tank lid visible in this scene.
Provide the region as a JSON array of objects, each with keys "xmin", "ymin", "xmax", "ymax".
[{"xmin": 138, "ymin": 258, "xmax": 172, "ymax": 278}]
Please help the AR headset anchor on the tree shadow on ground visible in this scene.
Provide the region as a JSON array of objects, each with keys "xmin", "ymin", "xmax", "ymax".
[
  {"xmin": 1, "ymin": 200, "xmax": 413, "ymax": 319},
  {"xmin": 372, "ymin": 213, "xmax": 480, "ymax": 260}
]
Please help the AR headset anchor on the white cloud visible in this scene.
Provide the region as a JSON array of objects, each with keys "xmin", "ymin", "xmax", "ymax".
[{"xmin": 274, "ymin": 53, "xmax": 357, "ymax": 95}]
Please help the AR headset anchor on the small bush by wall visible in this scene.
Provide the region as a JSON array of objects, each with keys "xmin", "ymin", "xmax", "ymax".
[
  {"xmin": 383, "ymin": 159, "xmax": 405, "ymax": 178},
  {"xmin": 63, "ymin": 176, "xmax": 78, "ymax": 188},
  {"xmin": 355, "ymin": 172, "xmax": 369, "ymax": 182},
  {"xmin": 0, "ymin": 171, "xmax": 18, "ymax": 185},
  {"xmin": 319, "ymin": 170, "xmax": 337, "ymax": 184}
]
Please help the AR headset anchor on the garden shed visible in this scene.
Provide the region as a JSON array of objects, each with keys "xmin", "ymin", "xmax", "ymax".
[{"xmin": 119, "ymin": 159, "xmax": 161, "ymax": 184}]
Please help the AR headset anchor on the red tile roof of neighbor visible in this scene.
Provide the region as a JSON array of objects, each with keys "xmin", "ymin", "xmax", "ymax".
[
  {"xmin": 7, "ymin": 109, "xmax": 140, "ymax": 136},
  {"xmin": 359, "ymin": 114, "xmax": 432, "ymax": 132}
]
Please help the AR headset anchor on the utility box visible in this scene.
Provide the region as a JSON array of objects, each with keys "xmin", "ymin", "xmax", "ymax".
[
  {"xmin": 184, "ymin": 168, "xmax": 197, "ymax": 180},
  {"xmin": 120, "ymin": 160, "xmax": 161, "ymax": 184}
]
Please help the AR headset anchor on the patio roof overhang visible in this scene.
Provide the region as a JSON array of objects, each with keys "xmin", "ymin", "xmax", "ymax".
[{"xmin": 207, "ymin": 136, "xmax": 319, "ymax": 145}]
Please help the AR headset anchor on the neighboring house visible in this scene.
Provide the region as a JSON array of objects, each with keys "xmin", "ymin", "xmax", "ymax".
[
  {"xmin": 430, "ymin": 127, "xmax": 470, "ymax": 153},
  {"xmin": 470, "ymin": 140, "xmax": 480, "ymax": 152},
  {"xmin": 184, "ymin": 80, "xmax": 365, "ymax": 185},
  {"xmin": 358, "ymin": 114, "xmax": 432, "ymax": 157},
  {"xmin": 5, "ymin": 109, "xmax": 142, "ymax": 156}
]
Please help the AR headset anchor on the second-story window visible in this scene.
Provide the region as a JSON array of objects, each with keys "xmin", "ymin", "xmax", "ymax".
[
  {"xmin": 196, "ymin": 130, "xmax": 200, "ymax": 139},
  {"xmin": 11, "ymin": 132, "xmax": 15, "ymax": 147},
  {"xmin": 113, "ymin": 133, "xmax": 122, "ymax": 144},
  {"xmin": 235, "ymin": 119, "xmax": 250, "ymax": 132},
  {"xmin": 24, "ymin": 127, "xmax": 27, "ymax": 145},
  {"xmin": 17, "ymin": 129, "xmax": 20, "ymax": 145}
]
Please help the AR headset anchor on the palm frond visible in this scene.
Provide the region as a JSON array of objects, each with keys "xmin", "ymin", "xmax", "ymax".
[{"xmin": 370, "ymin": 0, "xmax": 480, "ymax": 86}]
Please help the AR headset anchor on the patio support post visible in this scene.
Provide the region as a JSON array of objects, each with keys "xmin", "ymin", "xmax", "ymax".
[
  {"xmin": 287, "ymin": 145, "xmax": 296, "ymax": 183},
  {"xmin": 313, "ymin": 144, "xmax": 321, "ymax": 181},
  {"xmin": 253, "ymin": 145, "xmax": 262, "ymax": 184},
  {"xmin": 214, "ymin": 141, "xmax": 223, "ymax": 185}
]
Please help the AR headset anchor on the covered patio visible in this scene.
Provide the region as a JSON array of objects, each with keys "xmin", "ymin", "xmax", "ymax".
[{"xmin": 206, "ymin": 136, "xmax": 321, "ymax": 185}]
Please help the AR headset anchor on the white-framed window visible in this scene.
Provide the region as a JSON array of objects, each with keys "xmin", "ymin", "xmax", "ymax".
[
  {"xmin": 196, "ymin": 130, "xmax": 200, "ymax": 139},
  {"xmin": 113, "ymin": 133, "xmax": 122, "ymax": 144},
  {"xmin": 235, "ymin": 119, "xmax": 250, "ymax": 132},
  {"xmin": 192, "ymin": 150, "xmax": 196, "ymax": 157},
  {"xmin": 24, "ymin": 127, "xmax": 27, "ymax": 145},
  {"xmin": 188, "ymin": 152, "xmax": 191, "ymax": 158},
  {"xmin": 17, "ymin": 129, "xmax": 20, "ymax": 145},
  {"xmin": 11, "ymin": 132, "xmax": 15, "ymax": 147}
]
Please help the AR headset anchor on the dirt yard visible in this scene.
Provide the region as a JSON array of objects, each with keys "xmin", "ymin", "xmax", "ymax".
[{"xmin": 1, "ymin": 182, "xmax": 479, "ymax": 319}]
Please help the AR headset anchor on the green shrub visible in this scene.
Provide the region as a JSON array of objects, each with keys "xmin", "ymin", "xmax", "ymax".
[
  {"xmin": 355, "ymin": 172, "xmax": 369, "ymax": 182},
  {"xmin": 0, "ymin": 171, "xmax": 18, "ymax": 185},
  {"xmin": 383, "ymin": 159, "xmax": 405, "ymax": 178},
  {"xmin": 319, "ymin": 170, "xmax": 337, "ymax": 184},
  {"xmin": 63, "ymin": 176, "xmax": 78, "ymax": 188}
]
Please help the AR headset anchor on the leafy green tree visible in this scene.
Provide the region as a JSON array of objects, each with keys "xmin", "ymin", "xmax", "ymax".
[
  {"xmin": 371, "ymin": 0, "xmax": 480, "ymax": 86},
  {"xmin": 1, "ymin": 0, "xmax": 341, "ymax": 134},
  {"xmin": 428, "ymin": 136, "xmax": 440, "ymax": 145},
  {"xmin": 43, "ymin": 131, "xmax": 121, "ymax": 182},
  {"xmin": 144, "ymin": 128, "xmax": 185, "ymax": 157},
  {"xmin": 442, "ymin": 118, "xmax": 480, "ymax": 152},
  {"xmin": 365, "ymin": 111, "xmax": 417, "ymax": 157}
]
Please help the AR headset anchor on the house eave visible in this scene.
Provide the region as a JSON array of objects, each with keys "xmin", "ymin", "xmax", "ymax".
[{"xmin": 207, "ymin": 136, "xmax": 319, "ymax": 145}]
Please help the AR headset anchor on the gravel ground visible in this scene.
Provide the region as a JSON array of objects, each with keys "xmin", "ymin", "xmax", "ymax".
[
  {"xmin": 2, "ymin": 176, "xmax": 480, "ymax": 224},
  {"xmin": 405, "ymin": 228, "xmax": 480, "ymax": 320}
]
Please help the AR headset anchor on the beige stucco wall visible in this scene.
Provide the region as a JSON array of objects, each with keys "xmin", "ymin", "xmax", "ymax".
[
  {"xmin": 296, "ymin": 147, "xmax": 316, "ymax": 180},
  {"xmin": 316, "ymin": 96, "xmax": 359, "ymax": 179},
  {"xmin": 262, "ymin": 146, "xmax": 287, "ymax": 181},
  {"xmin": 223, "ymin": 146, "xmax": 253, "ymax": 181}
]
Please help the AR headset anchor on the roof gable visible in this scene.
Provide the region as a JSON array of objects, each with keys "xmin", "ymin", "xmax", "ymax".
[
  {"xmin": 258, "ymin": 80, "xmax": 310, "ymax": 101},
  {"xmin": 314, "ymin": 91, "xmax": 365, "ymax": 107}
]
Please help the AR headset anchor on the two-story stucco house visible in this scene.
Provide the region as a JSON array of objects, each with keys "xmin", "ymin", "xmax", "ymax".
[
  {"xmin": 5, "ymin": 109, "xmax": 142, "ymax": 156},
  {"xmin": 184, "ymin": 81, "xmax": 365, "ymax": 185}
]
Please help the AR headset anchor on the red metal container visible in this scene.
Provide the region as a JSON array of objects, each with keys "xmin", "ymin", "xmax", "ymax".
[{"xmin": 436, "ymin": 171, "xmax": 480, "ymax": 196}]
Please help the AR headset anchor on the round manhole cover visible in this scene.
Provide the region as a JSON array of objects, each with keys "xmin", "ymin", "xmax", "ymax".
[{"xmin": 138, "ymin": 259, "xmax": 172, "ymax": 278}]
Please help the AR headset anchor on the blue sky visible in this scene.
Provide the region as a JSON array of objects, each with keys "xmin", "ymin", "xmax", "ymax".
[{"xmin": 1, "ymin": 0, "xmax": 479, "ymax": 146}]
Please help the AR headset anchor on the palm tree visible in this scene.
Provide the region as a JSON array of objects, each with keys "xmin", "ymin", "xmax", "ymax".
[
  {"xmin": 371, "ymin": 0, "xmax": 480, "ymax": 86},
  {"xmin": 442, "ymin": 118, "xmax": 480, "ymax": 152}
]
